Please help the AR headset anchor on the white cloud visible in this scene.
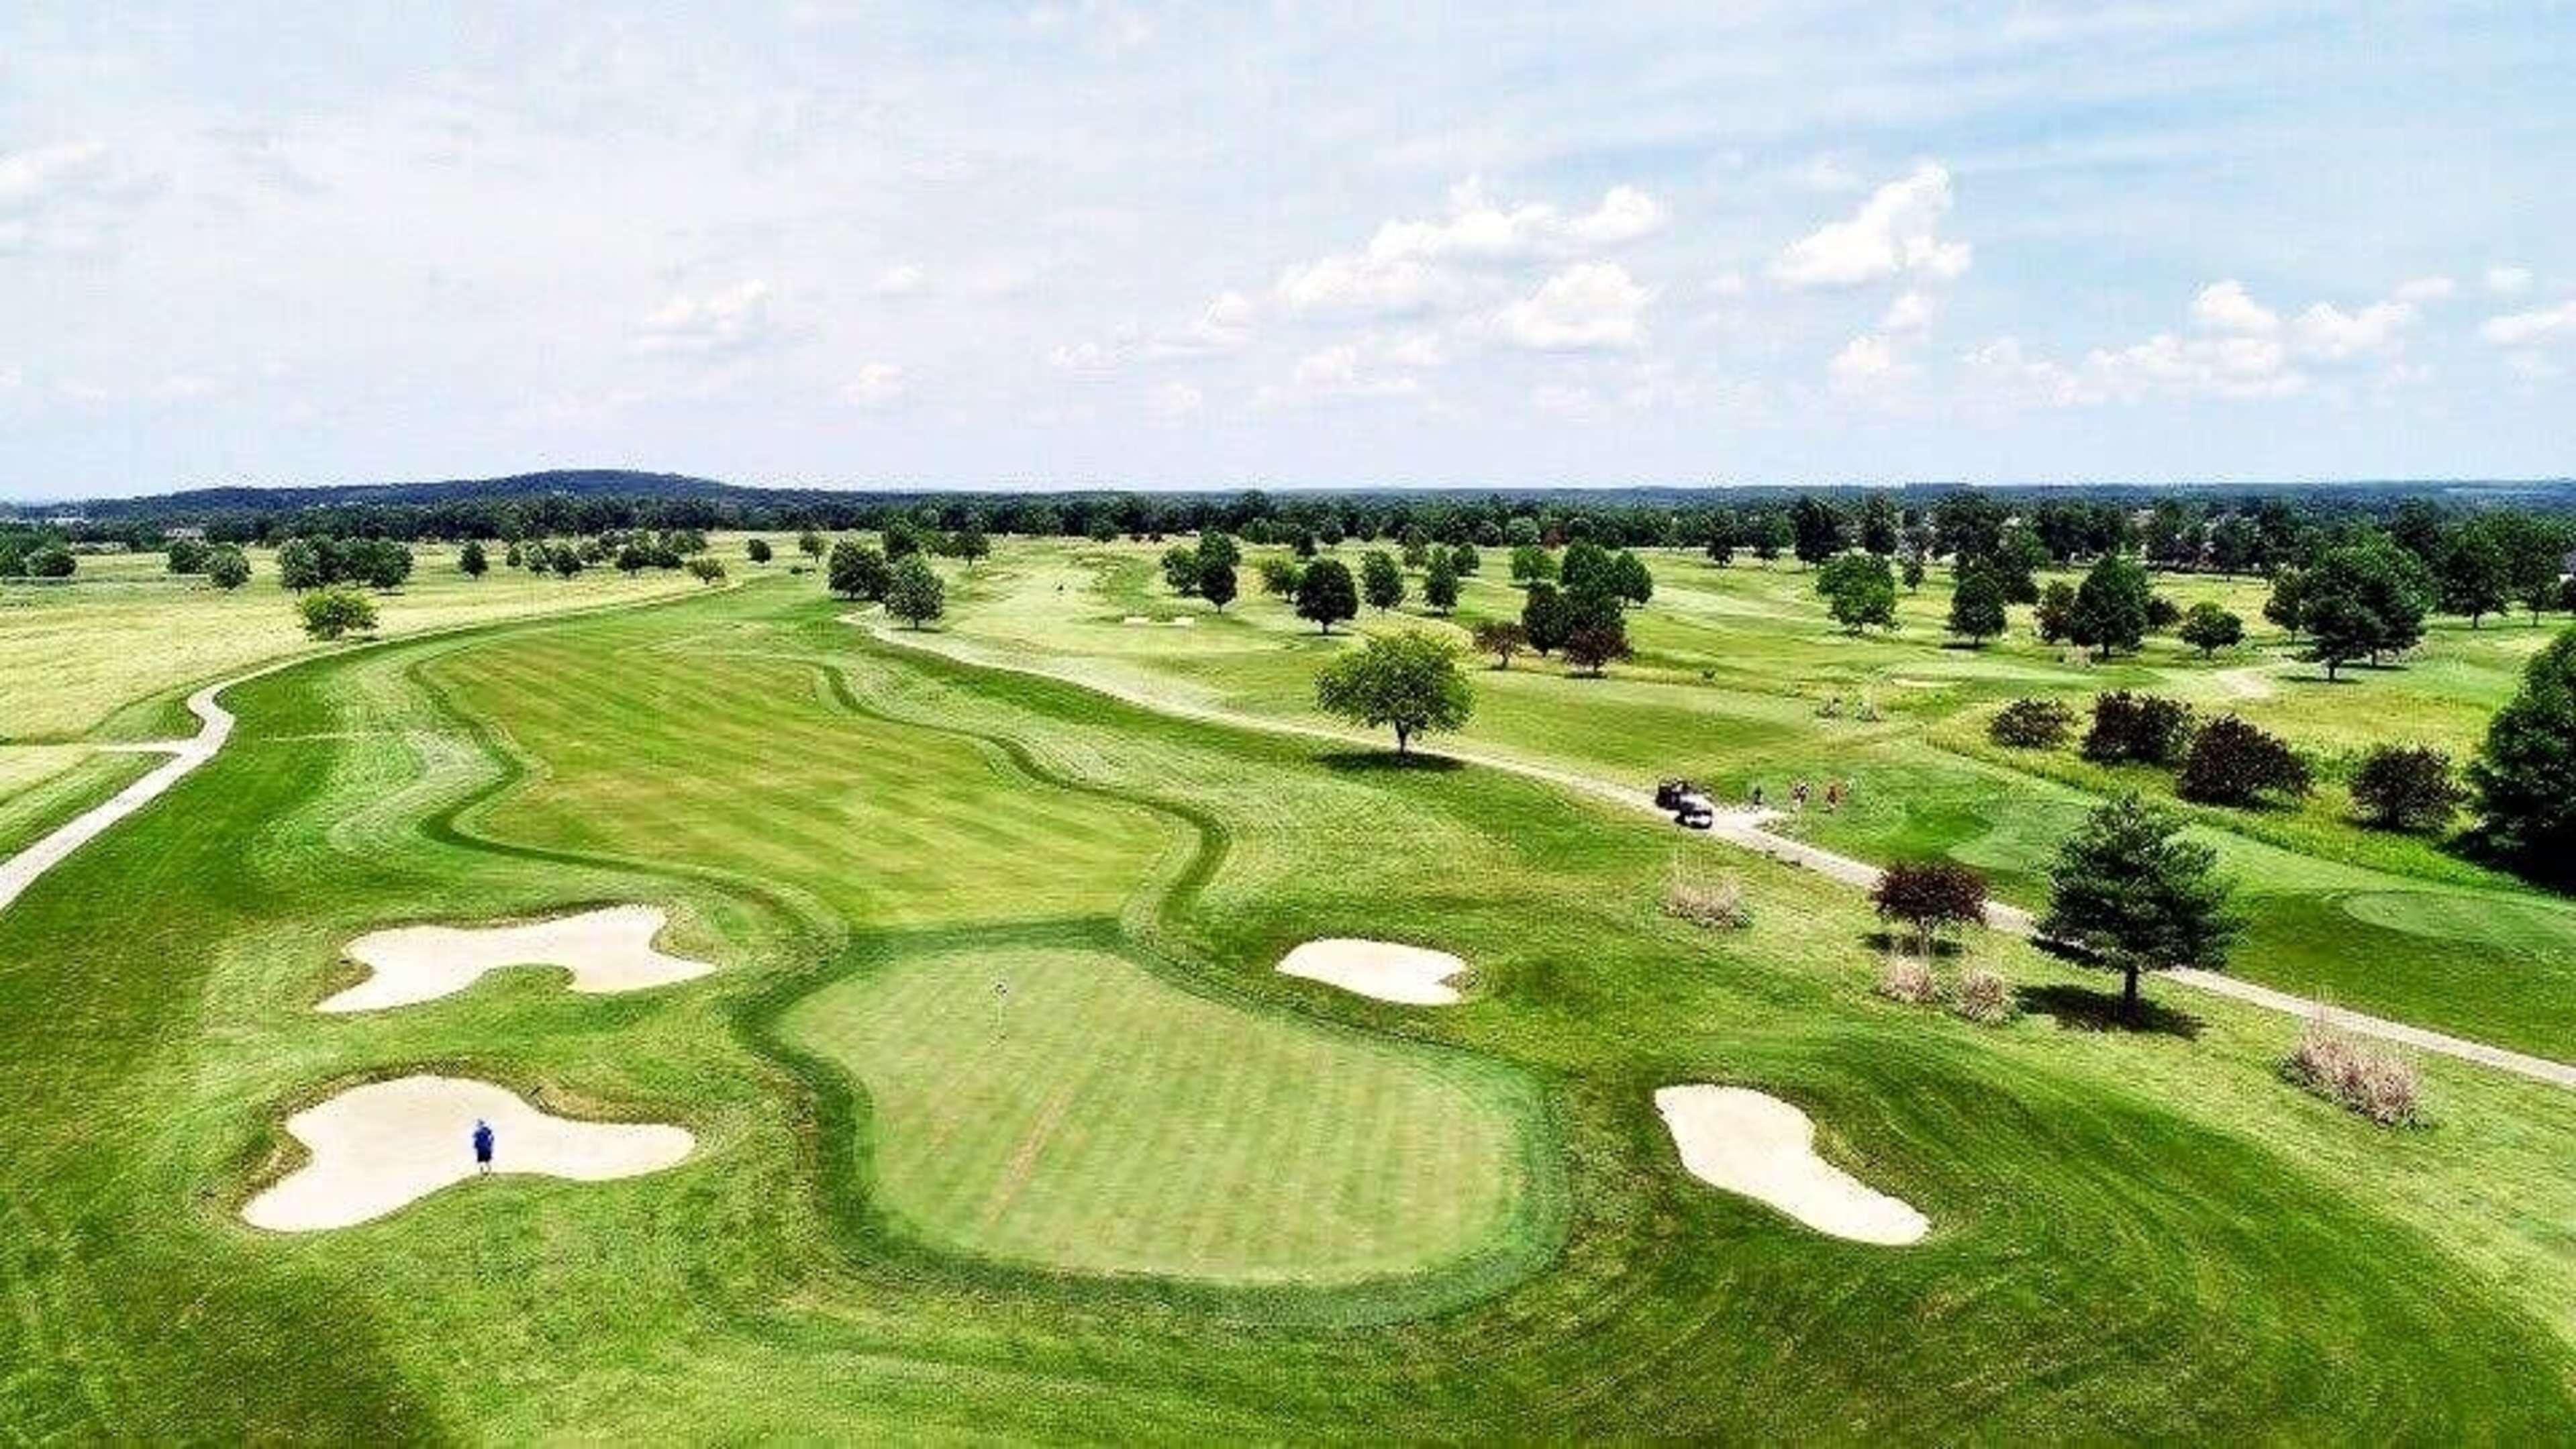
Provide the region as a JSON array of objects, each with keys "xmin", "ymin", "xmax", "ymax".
[
  {"xmin": 2190, "ymin": 279, "xmax": 2279, "ymax": 335},
  {"xmin": 2087, "ymin": 332, "xmax": 2302, "ymax": 401},
  {"xmin": 869, "ymin": 264, "xmax": 926, "ymax": 296},
  {"xmin": 1047, "ymin": 339, "xmax": 1124, "ymax": 378},
  {"xmin": 1773, "ymin": 162, "xmax": 1971, "ymax": 289},
  {"xmin": 1260, "ymin": 342, "xmax": 1424, "ymax": 406},
  {"xmin": 1960, "ymin": 337, "xmax": 2100, "ymax": 408},
  {"xmin": 2487, "ymin": 266, "xmax": 2535, "ymax": 295},
  {"xmin": 2289, "ymin": 299, "xmax": 2416, "ymax": 359},
  {"xmin": 1151, "ymin": 381, "xmax": 1203, "ymax": 417},
  {"xmin": 2479, "ymin": 299, "xmax": 2576, "ymax": 347},
  {"xmin": 2393, "ymin": 275, "xmax": 2456, "ymax": 303},
  {"xmin": 0, "ymin": 140, "xmax": 148, "ymax": 254},
  {"xmin": 1828, "ymin": 334, "xmax": 1910, "ymax": 393},
  {"xmin": 1146, "ymin": 290, "xmax": 1255, "ymax": 356},
  {"xmin": 840, "ymin": 362, "xmax": 907, "ymax": 407},
  {"xmin": 1881, "ymin": 289, "xmax": 1937, "ymax": 334},
  {"xmin": 633, "ymin": 281, "xmax": 781, "ymax": 356},
  {"xmin": 1380, "ymin": 331, "xmax": 1448, "ymax": 368},
  {"xmin": 1493, "ymin": 262, "xmax": 1648, "ymax": 351},
  {"xmin": 1795, "ymin": 154, "xmax": 1863, "ymax": 193},
  {"xmin": 1276, "ymin": 179, "xmax": 1665, "ymax": 316}
]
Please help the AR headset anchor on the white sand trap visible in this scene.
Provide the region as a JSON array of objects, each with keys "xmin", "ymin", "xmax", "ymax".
[
  {"xmin": 242, "ymin": 1075, "xmax": 693, "ymax": 1232},
  {"xmin": 1654, "ymin": 1085, "xmax": 1928, "ymax": 1245},
  {"xmin": 318, "ymin": 905, "xmax": 711, "ymax": 1013},
  {"xmin": 1122, "ymin": 615, "xmax": 1155, "ymax": 625},
  {"xmin": 1163, "ymin": 616, "xmax": 1196, "ymax": 627},
  {"xmin": 1277, "ymin": 938, "xmax": 1467, "ymax": 1005}
]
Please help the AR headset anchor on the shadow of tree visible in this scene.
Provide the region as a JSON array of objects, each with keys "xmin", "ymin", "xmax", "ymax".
[
  {"xmin": 2018, "ymin": 981, "xmax": 2204, "ymax": 1039},
  {"xmin": 1316, "ymin": 750, "xmax": 1467, "ymax": 775}
]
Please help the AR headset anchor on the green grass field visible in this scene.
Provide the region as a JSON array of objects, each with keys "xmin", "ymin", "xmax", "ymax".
[{"xmin": 2, "ymin": 548, "xmax": 2573, "ymax": 1438}]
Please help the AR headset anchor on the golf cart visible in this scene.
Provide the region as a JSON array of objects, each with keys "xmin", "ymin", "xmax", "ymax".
[{"xmin": 1655, "ymin": 779, "xmax": 1716, "ymax": 830}]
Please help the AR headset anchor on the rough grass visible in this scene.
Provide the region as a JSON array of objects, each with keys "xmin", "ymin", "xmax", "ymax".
[
  {"xmin": 918, "ymin": 540, "xmax": 2576, "ymax": 1056},
  {"xmin": 3, "ymin": 569, "xmax": 2575, "ymax": 1438}
]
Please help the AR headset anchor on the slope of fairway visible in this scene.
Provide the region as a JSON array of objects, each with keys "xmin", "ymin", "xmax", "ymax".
[
  {"xmin": 6, "ymin": 578, "xmax": 2576, "ymax": 1441},
  {"xmin": 911, "ymin": 539, "xmax": 2576, "ymax": 1058},
  {"xmin": 778, "ymin": 939, "xmax": 1541, "ymax": 1283}
]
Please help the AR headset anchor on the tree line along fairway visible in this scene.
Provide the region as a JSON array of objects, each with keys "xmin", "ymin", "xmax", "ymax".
[{"xmin": 0, "ymin": 566, "xmax": 2573, "ymax": 1438}]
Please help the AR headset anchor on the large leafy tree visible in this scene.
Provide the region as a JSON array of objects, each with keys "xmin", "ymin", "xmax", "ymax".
[
  {"xmin": 1313, "ymin": 631, "xmax": 1473, "ymax": 755},
  {"xmin": 2040, "ymin": 794, "xmax": 2239, "ymax": 1017},
  {"xmin": 2177, "ymin": 602, "xmax": 2243, "ymax": 658},
  {"xmin": 1360, "ymin": 549, "xmax": 1406, "ymax": 611},
  {"xmin": 2298, "ymin": 536, "xmax": 2432, "ymax": 679},
  {"xmin": 884, "ymin": 556, "xmax": 946, "ymax": 628},
  {"xmin": 2068, "ymin": 552, "xmax": 2151, "ymax": 659},
  {"xmin": 2437, "ymin": 523, "xmax": 2510, "ymax": 628},
  {"xmin": 1295, "ymin": 557, "xmax": 1358, "ymax": 634},
  {"xmin": 1947, "ymin": 566, "xmax": 2008, "ymax": 646},
  {"xmin": 1816, "ymin": 552, "xmax": 1897, "ymax": 632},
  {"xmin": 2467, "ymin": 626, "xmax": 2576, "ymax": 882},
  {"xmin": 1790, "ymin": 495, "xmax": 1848, "ymax": 567},
  {"xmin": 828, "ymin": 539, "xmax": 891, "ymax": 601},
  {"xmin": 1422, "ymin": 550, "xmax": 1460, "ymax": 614},
  {"xmin": 1872, "ymin": 860, "xmax": 1989, "ymax": 955}
]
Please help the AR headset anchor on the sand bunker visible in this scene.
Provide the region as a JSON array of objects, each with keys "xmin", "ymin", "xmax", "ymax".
[
  {"xmin": 1122, "ymin": 615, "xmax": 1155, "ymax": 625},
  {"xmin": 318, "ymin": 905, "xmax": 712, "ymax": 1013},
  {"xmin": 242, "ymin": 1075, "xmax": 693, "ymax": 1232},
  {"xmin": 1277, "ymin": 938, "xmax": 1467, "ymax": 1005},
  {"xmin": 1653, "ymin": 1085, "xmax": 1927, "ymax": 1245}
]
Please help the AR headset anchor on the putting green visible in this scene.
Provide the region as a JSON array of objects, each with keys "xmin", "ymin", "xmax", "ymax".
[
  {"xmin": 778, "ymin": 940, "xmax": 1542, "ymax": 1283},
  {"xmin": 2338, "ymin": 890, "xmax": 2576, "ymax": 956}
]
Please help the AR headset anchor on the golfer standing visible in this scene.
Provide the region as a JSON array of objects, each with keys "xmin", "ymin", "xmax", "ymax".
[{"xmin": 472, "ymin": 1119, "xmax": 495, "ymax": 1175}]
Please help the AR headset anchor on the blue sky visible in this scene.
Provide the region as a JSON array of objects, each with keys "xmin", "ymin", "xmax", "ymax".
[{"xmin": 2, "ymin": 1, "xmax": 2571, "ymax": 499}]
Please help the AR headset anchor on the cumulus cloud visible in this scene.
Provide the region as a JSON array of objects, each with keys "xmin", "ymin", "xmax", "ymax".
[
  {"xmin": 1276, "ymin": 179, "xmax": 1665, "ymax": 316},
  {"xmin": 2479, "ymin": 299, "xmax": 2576, "ymax": 348},
  {"xmin": 840, "ymin": 362, "xmax": 907, "ymax": 407},
  {"xmin": 1881, "ymin": 289, "xmax": 1937, "ymax": 334},
  {"xmin": 633, "ymin": 281, "xmax": 781, "ymax": 356},
  {"xmin": 2087, "ymin": 332, "xmax": 2303, "ymax": 401},
  {"xmin": 2191, "ymin": 280, "xmax": 2280, "ymax": 335},
  {"xmin": 1047, "ymin": 339, "xmax": 1124, "ymax": 378},
  {"xmin": 1959, "ymin": 337, "xmax": 2100, "ymax": 409},
  {"xmin": 2487, "ymin": 265, "xmax": 2534, "ymax": 295},
  {"xmin": 1151, "ymin": 381, "xmax": 1203, "ymax": 417},
  {"xmin": 1146, "ymin": 290, "xmax": 1255, "ymax": 356},
  {"xmin": 869, "ymin": 264, "xmax": 926, "ymax": 296},
  {"xmin": 1493, "ymin": 262, "xmax": 1649, "ymax": 351},
  {"xmin": 1256, "ymin": 341, "xmax": 1427, "ymax": 407},
  {"xmin": 1828, "ymin": 333, "xmax": 1908, "ymax": 392},
  {"xmin": 2393, "ymin": 275, "xmax": 2456, "ymax": 303},
  {"xmin": 1773, "ymin": 162, "xmax": 1971, "ymax": 289},
  {"xmin": 0, "ymin": 140, "xmax": 150, "ymax": 254},
  {"xmin": 2289, "ymin": 299, "xmax": 2417, "ymax": 360}
]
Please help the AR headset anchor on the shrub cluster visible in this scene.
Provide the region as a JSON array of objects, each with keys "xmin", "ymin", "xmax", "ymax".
[
  {"xmin": 2177, "ymin": 715, "xmax": 2313, "ymax": 806},
  {"xmin": 2080, "ymin": 691, "xmax": 2196, "ymax": 766},
  {"xmin": 2349, "ymin": 744, "xmax": 2464, "ymax": 833},
  {"xmin": 2283, "ymin": 1016, "xmax": 2423, "ymax": 1126},
  {"xmin": 1952, "ymin": 966, "xmax": 2014, "ymax": 1024},
  {"xmin": 1990, "ymin": 697, "xmax": 2076, "ymax": 749},
  {"xmin": 1663, "ymin": 868, "xmax": 1752, "ymax": 930},
  {"xmin": 1875, "ymin": 954, "xmax": 1937, "ymax": 1005}
]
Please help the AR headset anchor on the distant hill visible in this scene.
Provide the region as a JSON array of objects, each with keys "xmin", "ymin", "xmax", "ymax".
[{"xmin": 36, "ymin": 469, "xmax": 743, "ymax": 517}]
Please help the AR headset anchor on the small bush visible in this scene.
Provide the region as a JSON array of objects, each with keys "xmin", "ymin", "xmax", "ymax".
[
  {"xmin": 1664, "ymin": 867, "xmax": 1752, "ymax": 930},
  {"xmin": 2283, "ymin": 1015, "xmax": 2422, "ymax": 1126},
  {"xmin": 1991, "ymin": 697, "xmax": 2076, "ymax": 749},
  {"xmin": 2349, "ymin": 743, "xmax": 2464, "ymax": 833},
  {"xmin": 2081, "ymin": 690, "xmax": 2195, "ymax": 766},
  {"xmin": 2177, "ymin": 715, "xmax": 2313, "ymax": 805},
  {"xmin": 1876, "ymin": 954, "xmax": 1937, "ymax": 1005},
  {"xmin": 1952, "ymin": 966, "xmax": 2014, "ymax": 1024},
  {"xmin": 1872, "ymin": 860, "xmax": 1988, "ymax": 952}
]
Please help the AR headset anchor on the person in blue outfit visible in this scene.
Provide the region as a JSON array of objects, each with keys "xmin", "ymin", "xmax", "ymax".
[{"xmin": 472, "ymin": 1119, "xmax": 495, "ymax": 1175}]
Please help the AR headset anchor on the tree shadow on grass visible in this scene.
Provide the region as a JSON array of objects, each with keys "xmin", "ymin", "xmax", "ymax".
[
  {"xmin": 1862, "ymin": 930, "xmax": 1968, "ymax": 960},
  {"xmin": 2017, "ymin": 982, "xmax": 2204, "ymax": 1040},
  {"xmin": 1316, "ymin": 750, "xmax": 1467, "ymax": 775}
]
